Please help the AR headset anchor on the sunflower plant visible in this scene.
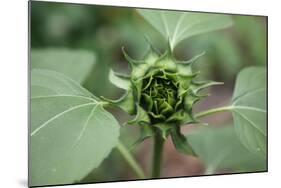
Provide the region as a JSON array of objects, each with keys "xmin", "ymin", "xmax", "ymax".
[{"xmin": 30, "ymin": 8, "xmax": 267, "ymax": 186}]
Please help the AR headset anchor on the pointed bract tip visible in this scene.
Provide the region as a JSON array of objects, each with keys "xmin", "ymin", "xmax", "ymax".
[
  {"xmin": 177, "ymin": 51, "xmax": 206, "ymax": 65},
  {"xmin": 121, "ymin": 47, "xmax": 141, "ymax": 67}
]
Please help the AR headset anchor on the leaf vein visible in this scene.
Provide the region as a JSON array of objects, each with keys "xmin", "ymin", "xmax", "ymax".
[
  {"xmin": 171, "ymin": 13, "xmax": 186, "ymax": 48},
  {"xmin": 31, "ymin": 102, "xmax": 95, "ymax": 136},
  {"xmin": 160, "ymin": 11, "xmax": 170, "ymax": 40},
  {"xmin": 231, "ymin": 106, "xmax": 266, "ymax": 113},
  {"xmin": 71, "ymin": 104, "xmax": 99, "ymax": 148},
  {"xmin": 233, "ymin": 87, "xmax": 265, "ymax": 104},
  {"xmin": 31, "ymin": 95, "xmax": 97, "ymax": 102},
  {"xmin": 233, "ymin": 110, "xmax": 266, "ymax": 136}
]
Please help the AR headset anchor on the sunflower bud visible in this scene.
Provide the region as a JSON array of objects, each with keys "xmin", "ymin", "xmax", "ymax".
[{"xmin": 103, "ymin": 44, "xmax": 221, "ymax": 155}]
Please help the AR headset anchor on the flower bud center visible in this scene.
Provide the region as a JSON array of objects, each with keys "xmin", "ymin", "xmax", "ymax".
[{"xmin": 140, "ymin": 70, "xmax": 181, "ymax": 123}]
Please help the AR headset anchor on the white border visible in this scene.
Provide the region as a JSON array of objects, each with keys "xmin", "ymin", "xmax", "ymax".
[{"xmin": 1, "ymin": 0, "xmax": 280, "ymax": 188}]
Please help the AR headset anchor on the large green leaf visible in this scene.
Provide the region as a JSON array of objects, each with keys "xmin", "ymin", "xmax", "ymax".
[
  {"xmin": 231, "ymin": 67, "xmax": 267, "ymax": 158},
  {"xmin": 31, "ymin": 69, "xmax": 95, "ymax": 98},
  {"xmin": 30, "ymin": 69, "xmax": 120, "ymax": 186},
  {"xmin": 31, "ymin": 49, "xmax": 96, "ymax": 83},
  {"xmin": 137, "ymin": 9, "xmax": 233, "ymax": 50},
  {"xmin": 188, "ymin": 126, "xmax": 266, "ymax": 174}
]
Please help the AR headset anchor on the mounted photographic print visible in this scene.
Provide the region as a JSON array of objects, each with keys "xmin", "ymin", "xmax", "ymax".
[{"xmin": 29, "ymin": 1, "xmax": 267, "ymax": 187}]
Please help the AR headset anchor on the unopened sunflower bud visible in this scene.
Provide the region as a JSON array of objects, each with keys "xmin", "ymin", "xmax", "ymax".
[{"xmin": 103, "ymin": 44, "xmax": 222, "ymax": 155}]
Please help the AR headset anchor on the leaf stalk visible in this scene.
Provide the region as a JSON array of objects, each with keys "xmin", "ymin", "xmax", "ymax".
[
  {"xmin": 116, "ymin": 142, "xmax": 146, "ymax": 179},
  {"xmin": 195, "ymin": 106, "xmax": 232, "ymax": 119}
]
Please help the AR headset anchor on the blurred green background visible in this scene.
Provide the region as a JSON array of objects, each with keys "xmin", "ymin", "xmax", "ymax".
[{"xmin": 30, "ymin": 1, "xmax": 267, "ymax": 183}]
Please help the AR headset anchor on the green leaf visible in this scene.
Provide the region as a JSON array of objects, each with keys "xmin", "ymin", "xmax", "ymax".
[
  {"xmin": 31, "ymin": 49, "xmax": 96, "ymax": 83},
  {"xmin": 188, "ymin": 126, "xmax": 266, "ymax": 174},
  {"xmin": 131, "ymin": 125, "xmax": 155, "ymax": 147},
  {"xmin": 30, "ymin": 70, "xmax": 120, "ymax": 186},
  {"xmin": 154, "ymin": 123, "xmax": 173, "ymax": 140},
  {"xmin": 127, "ymin": 105, "xmax": 150, "ymax": 125},
  {"xmin": 109, "ymin": 69, "xmax": 130, "ymax": 90},
  {"xmin": 101, "ymin": 90, "xmax": 136, "ymax": 115},
  {"xmin": 170, "ymin": 126, "xmax": 196, "ymax": 156},
  {"xmin": 31, "ymin": 69, "xmax": 95, "ymax": 99},
  {"xmin": 231, "ymin": 67, "xmax": 267, "ymax": 158},
  {"xmin": 137, "ymin": 9, "xmax": 233, "ymax": 50}
]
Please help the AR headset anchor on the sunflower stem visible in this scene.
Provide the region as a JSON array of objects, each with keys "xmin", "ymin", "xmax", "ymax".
[{"xmin": 151, "ymin": 133, "xmax": 165, "ymax": 178}]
